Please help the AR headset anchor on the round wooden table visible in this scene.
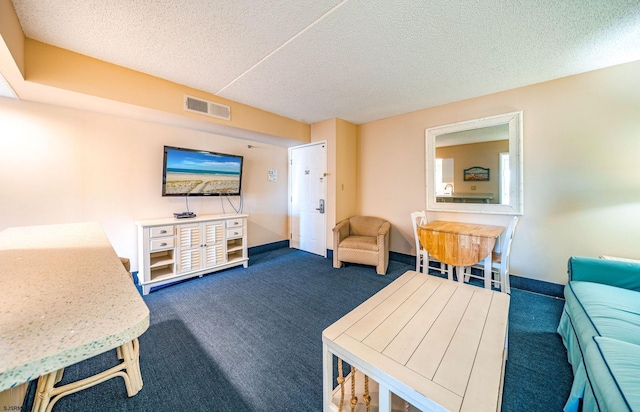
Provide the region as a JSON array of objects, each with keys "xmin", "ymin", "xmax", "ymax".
[{"xmin": 418, "ymin": 220, "xmax": 505, "ymax": 289}]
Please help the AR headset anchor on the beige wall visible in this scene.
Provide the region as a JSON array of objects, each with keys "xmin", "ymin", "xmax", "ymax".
[
  {"xmin": 0, "ymin": 97, "xmax": 290, "ymax": 271},
  {"xmin": 311, "ymin": 118, "xmax": 357, "ymax": 250},
  {"xmin": 335, "ymin": 118, "xmax": 357, "ymax": 224},
  {"xmin": 358, "ymin": 60, "xmax": 640, "ymax": 285}
]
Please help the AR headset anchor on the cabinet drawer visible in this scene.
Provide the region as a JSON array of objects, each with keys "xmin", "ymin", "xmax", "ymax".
[
  {"xmin": 227, "ymin": 228, "xmax": 244, "ymax": 239},
  {"xmin": 150, "ymin": 225, "xmax": 174, "ymax": 238},
  {"xmin": 150, "ymin": 237, "xmax": 175, "ymax": 251},
  {"xmin": 226, "ymin": 218, "xmax": 244, "ymax": 228}
]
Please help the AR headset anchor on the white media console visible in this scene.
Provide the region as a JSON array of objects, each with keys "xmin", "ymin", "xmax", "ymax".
[{"xmin": 136, "ymin": 214, "xmax": 249, "ymax": 295}]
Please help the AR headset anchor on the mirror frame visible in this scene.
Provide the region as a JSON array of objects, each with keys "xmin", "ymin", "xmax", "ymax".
[{"xmin": 425, "ymin": 111, "xmax": 523, "ymax": 215}]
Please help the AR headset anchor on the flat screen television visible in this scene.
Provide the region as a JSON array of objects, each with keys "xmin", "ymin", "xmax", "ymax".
[{"xmin": 162, "ymin": 146, "xmax": 243, "ymax": 196}]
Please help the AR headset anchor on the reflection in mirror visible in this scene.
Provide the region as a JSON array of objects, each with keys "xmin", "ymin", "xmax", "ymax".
[
  {"xmin": 426, "ymin": 112, "xmax": 523, "ymax": 215},
  {"xmin": 435, "ymin": 124, "xmax": 508, "ymax": 204}
]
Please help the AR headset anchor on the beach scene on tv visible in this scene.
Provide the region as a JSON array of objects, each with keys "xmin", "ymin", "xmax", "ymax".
[{"xmin": 164, "ymin": 148, "xmax": 242, "ymax": 195}]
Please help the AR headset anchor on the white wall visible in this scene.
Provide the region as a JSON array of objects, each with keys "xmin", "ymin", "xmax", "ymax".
[
  {"xmin": 357, "ymin": 60, "xmax": 640, "ymax": 285},
  {"xmin": 0, "ymin": 98, "xmax": 290, "ymax": 271}
]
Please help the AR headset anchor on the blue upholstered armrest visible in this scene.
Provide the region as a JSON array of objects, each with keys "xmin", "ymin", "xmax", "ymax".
[{"xmin": 568, "ymin": 256, "xmax": 640, "ymax": 292}]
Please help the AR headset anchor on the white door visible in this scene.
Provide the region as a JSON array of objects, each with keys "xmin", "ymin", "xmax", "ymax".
[{"xmin": 289, "ymin": 142, "xmax": 327, "ymax": 257}]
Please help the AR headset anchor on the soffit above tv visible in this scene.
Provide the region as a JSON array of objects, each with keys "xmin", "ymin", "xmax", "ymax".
[{"xmin": 184, "ymin": 95, "xmax": 231, "ymax": 121}]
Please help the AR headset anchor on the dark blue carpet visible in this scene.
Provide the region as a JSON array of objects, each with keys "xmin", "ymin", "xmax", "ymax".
[{"xmin": 22, "ymin": 248, "xmax": 572, "ymax": 411}]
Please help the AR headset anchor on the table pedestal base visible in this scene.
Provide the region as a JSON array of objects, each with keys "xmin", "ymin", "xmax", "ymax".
[{"xmin": 32, "ymin": 338, "xmax": 142, "ymax": 412}]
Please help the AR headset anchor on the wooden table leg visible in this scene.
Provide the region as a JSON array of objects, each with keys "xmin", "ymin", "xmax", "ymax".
[
  {"xmin": 378, "ymin": 382, "xmax": 392, "ymax": 412},
  {"xmin": 32, "ymin": 369, "xmax": 59, "ymax": 412},
  {"xmin": 322, "ymin": 343, "xmax": 333, "ymax": 412},
  {"xmin": 118, "ymin": 338, "xmax": 143, "ymax": 395}
]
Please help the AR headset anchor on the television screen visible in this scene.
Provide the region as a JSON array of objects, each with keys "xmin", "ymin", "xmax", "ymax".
[{"xmin": 162, "ymin": 146, "xmax": 243, "ymax": 196}]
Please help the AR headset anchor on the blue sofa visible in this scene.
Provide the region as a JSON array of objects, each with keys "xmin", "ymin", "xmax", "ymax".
[{"xmin": 557, "ymin": 256, "xmax": 640, "ymax": 411}]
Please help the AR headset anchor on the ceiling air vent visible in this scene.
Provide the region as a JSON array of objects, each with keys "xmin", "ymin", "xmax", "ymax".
[{"xmin": 184, "ymin": 95, "xmax": 231, "ymax": 121}]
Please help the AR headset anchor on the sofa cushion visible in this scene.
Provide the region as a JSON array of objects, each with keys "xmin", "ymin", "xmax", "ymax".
[
  {"xmin": 582, "ymin": 337, "xmax": 640, "ymax": 412},
  {"xmin": 559, "ymin": 280, "xmax": 640, "ymax": 375},
  {"xmin": 565, "ymin": 281, "xmax": 640, "ymax": 346}
]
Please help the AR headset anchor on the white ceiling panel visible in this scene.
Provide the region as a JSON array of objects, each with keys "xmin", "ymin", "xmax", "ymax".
[
  {"xmin": 10, "ymin": 0, "xmax": 640, "ymax": 125},
  {"xmin": 218, "ymin": 0, "xmax": 640, "ymax": 124},
  {"xmin": 12, "ymin": 0, "xmax": 343, "ymax": 93}
]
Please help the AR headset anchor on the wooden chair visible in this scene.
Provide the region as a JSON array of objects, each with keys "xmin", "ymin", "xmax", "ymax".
[
  {"xmin": 410, "ymin": 211, "xmax": 448, "ymax": 275},
  {"xmin": 463, "ymin": 216, "xmax": 519, "ymax": 293},
  {"xmin": 333, "ymin": 216, "xmax": 390, "ymax": 275}
]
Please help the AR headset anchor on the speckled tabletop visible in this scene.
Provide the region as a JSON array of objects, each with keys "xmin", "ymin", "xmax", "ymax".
[{"xmin": 0, "ymin": 222, "xmax": 150, "ymax": 392}]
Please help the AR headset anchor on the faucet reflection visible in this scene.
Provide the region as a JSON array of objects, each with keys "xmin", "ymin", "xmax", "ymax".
[{"xmin": 443, "ymin": 183, "xmax": 454, "ymax": 194}]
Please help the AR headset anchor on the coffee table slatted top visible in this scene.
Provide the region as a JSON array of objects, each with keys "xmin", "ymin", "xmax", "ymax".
[{"xmin": 323, "ymin": 271, "xmax": 510, "ymax": 412}]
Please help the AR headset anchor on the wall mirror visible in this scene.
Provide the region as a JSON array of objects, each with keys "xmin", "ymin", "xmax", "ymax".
[{"xmin": 425, "ymin": 111, "xmax": 523, "ymax": 215}]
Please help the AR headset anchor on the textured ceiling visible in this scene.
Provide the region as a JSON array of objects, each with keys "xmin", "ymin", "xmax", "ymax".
[{"xmin": 11, "ymin": 0, "xmax": 640, "ymax": 125}]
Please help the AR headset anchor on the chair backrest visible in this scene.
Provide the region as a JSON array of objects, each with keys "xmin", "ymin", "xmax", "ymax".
[
  {"xmin": 498, "ymin": 216, "xmax": 519, "ymax": 274},
  {"xmin": 348, "ymin": 216, "xmax": 387, "ymax": 237},
  {"xmin": 410, "ymin": 211, "xmax": 427, "ymax": 254}
]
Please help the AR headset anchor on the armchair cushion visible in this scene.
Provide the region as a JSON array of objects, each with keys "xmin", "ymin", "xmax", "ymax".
[{"xmin": 339, "ymin": 236, "xmax": 378, "ymax": 251}]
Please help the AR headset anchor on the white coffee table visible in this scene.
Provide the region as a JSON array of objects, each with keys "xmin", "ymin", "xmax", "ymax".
[{"xmin": 322, "ymin": 270, "xmax": 510, "ymax": 411}]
